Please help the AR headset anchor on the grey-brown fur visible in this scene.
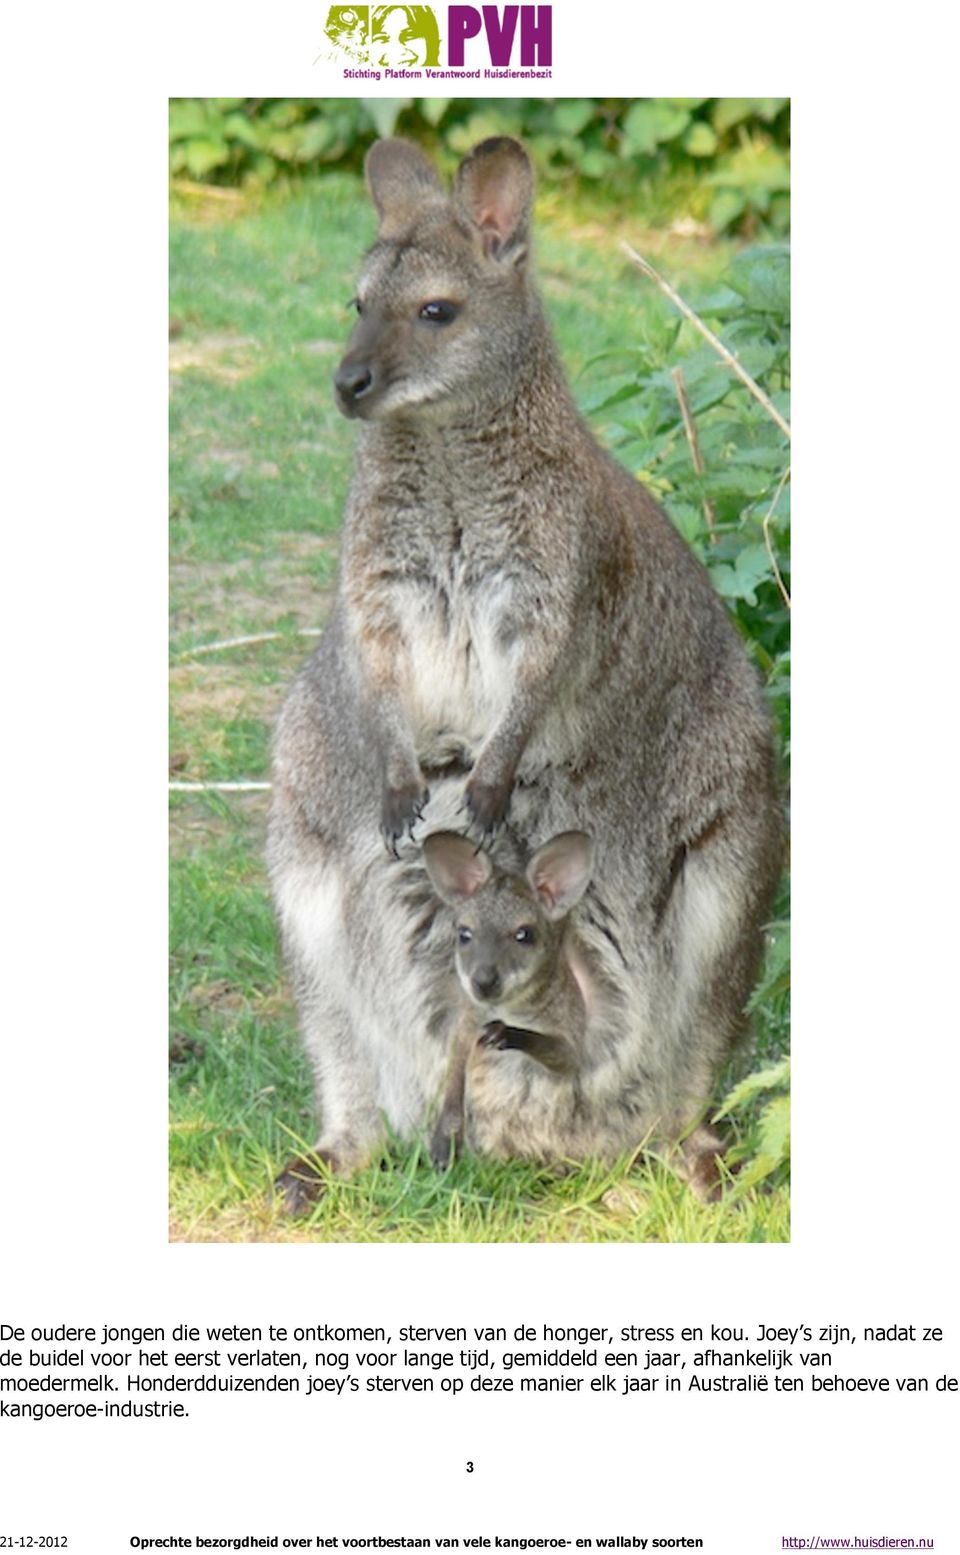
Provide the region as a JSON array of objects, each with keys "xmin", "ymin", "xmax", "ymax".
[{"xmin": 267, "ymin": 136, "xmax": 783, "ymax": 1212}]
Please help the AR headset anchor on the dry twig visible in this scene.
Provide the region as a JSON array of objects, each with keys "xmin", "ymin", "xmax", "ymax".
[
  {"xmin": 671, "ymin": 366, "xmax": 717, "ymax": 541},
  {"xmin": 762, "ymin": 465, "xmax": 791, "ymax": 610}
]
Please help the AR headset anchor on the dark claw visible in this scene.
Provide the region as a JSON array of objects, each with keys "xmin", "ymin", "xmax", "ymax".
[
  {"xmin": 478, "ymin": 1019, "xmax": 509, "ymax": 1050},
  {"xmin": 381, "ymin": 780, "xmax": 429, "ymax": 853},
  {"xmin": 477, "ymin": 1022, "xmax": 576, "ymax": 1075},
  {"xmin": 463, "ymin": 776, "xmax": 511, "ymax": 841}
]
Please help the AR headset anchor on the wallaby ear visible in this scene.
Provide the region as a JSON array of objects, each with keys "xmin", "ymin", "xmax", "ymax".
[
  {"xmin": 422, "ymin": 832, "xmax": 493, "ymax": 905},
  {"xmin": 365, "ymin": 138, "xmax": 444, "ymax": 233},
  {"xmin": 453, "ymin": 137, "xmax": 534, "ymax": 263},
  {"xmin": 526, "ymin": 832, "xmax": 594, "ymax": 921}
]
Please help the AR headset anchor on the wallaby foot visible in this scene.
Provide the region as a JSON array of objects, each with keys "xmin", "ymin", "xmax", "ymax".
[
  {"xmin": 676, "ymin": 1124, "xmax": 727, "ymax": 1203},
  {"xmin": 429, "ymin": 1113, "xmax": 464, "ymax": 1169},
  {"xmin": 477, "ymin": 1020, "xmax": 577, "ymax": 1076},
  {"xmin": 380, "ymin": 779, "xmax": 429, "ymax": 854},
  {"xmin": 274, "ymin": 1148, "xmax": 340, "ymax": 1217}
]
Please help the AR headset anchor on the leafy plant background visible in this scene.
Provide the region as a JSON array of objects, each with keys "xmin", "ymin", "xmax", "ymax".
[{"xmin": 170, "ymin": 96, "xmax": 789, "ymax": 235}]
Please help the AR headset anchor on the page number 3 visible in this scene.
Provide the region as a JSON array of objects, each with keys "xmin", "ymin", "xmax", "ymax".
[{"xmin": 466, "ymin": 1461, "xmax": 474, "ymax": 1473}]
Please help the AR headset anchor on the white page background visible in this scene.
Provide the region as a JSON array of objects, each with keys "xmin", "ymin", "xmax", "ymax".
[{"xmin": 4, "ymin": 3, "xmax": 957, "ymax": 1550}]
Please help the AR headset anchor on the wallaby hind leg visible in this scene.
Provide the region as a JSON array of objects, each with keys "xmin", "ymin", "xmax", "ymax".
[
  {"xmin": 429, "ymin": 1018, "xmax": 471, "ymax": 1168},
  {"xmin": 673, "ymin": 1122, "xmax": 726, "ymax": 1203},
  {"xmin": 650, "ymin": 815, "xmax": 780, "ymax": 1198},
  {"xmin": 274, "ymin": 994, "xmax": 384, "ymax": 1215}
]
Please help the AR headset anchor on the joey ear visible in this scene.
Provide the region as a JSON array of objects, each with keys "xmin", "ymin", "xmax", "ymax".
[
  {"xmin": 526, "ymin": 832, "xmax": 594, "ymax": 921},
  {"xmin": 422, "ymin": 832, "xmax": 493, "ymax": 905},
  {"xmin": 365, "ymin": 138, "xmax": 444, "ymax": 233},
  {"xmin": 453, "ymin": 137, "xmax": 534, "ymax": 263}
]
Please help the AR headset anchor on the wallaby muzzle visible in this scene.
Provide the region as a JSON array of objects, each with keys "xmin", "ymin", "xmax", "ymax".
[
  {"xmin": 471, "ymin": 967, "xmax": 503, "ymax": 1002},
  {"xmin": 334, "ymin": 355, "xmax": 376, "ymax": 416}
]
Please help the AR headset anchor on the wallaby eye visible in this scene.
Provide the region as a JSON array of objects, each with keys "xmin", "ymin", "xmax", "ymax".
[
  {"xmin": 457, "ymin": 926, "xmax": 473, "ymax": 945},
  {"xmin": 514, "ymin": 926, "xmax": 536, "ymax": 946},
  {"xmin": 419, "ymin": 300, "xmax": 458, "ymax": 325},
  {"xmin": 349, "ymin": 296, "xmax": 363, "ymax": 315}
]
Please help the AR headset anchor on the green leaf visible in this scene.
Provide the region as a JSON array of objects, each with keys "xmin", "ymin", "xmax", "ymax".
[
  {"xmin": 684, "ymin": 122, "xmax": 719, "ymax": 157},
  {"xmin": 621, "ymin": 101, "xmax": 691, "ymax": 155},
  {"xmin": 169, "ymin": 101, "xmax": 218, "ymax": 142},
  {"xmin": 419, "ymin": 96, "xmax": 451, "ymax": 127},
  {"xmin": 757, "ymin": 1093, "xmax": 791, "ymax": 1162},
  {"xmin": 360, "ymin": 98, "xmax": 412, "ymax": 139},
  {"xmin": 714, "ymin": 1059, "xmax": 790, "ymax": 1121},
  {"xmin": 578, "ymin": 379, "xmax": 644, "ymax": 416},
  {"xmin": 221, "ymin": 112, "xmax": 263, "ymax": 150},
  {"xmin": 728, "ymin": 247, "xmax": 791, "ymax": 315},
  {"xmin": 552, "ymin": 99, "xmax": 595, "ymax": 136},
  {"xmin": 708, "ymin": 143, "xmax": 791, "ymax": 200},
  {"xmin": 709, "ymin": 543, "xmax": 772, "ymax": 607},
  {"xmin": 709, "ymin": 188, "xmax": 746, "ymax": 232},
  {"xmin": 577, "ymin": 148, "xmax": 614, "ymax": 180},
  {"xmin": 291, "ymin": 117, "xmax": 336, "ymax": 162},
  {"xmin": 665, "ymin": 502, "xmax": 705, "ymax": 546},
  {"xmin": 181, "ymin": 137, "xmax": 231, "ymax": 177},
  {"xmin": 712, "ymin": 98, "xmax": 787, "ymax": 135}
]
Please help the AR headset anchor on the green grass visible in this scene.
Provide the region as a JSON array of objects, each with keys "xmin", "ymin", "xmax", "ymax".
[{"xmin": 169, "ymin": 170, "xmax": 789, "ymax": 1243}]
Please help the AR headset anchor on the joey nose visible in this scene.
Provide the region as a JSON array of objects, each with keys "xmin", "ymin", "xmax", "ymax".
[
  {"xmin": 335, "ymin": 360, "xmax": 374, "ymax": 408},
  {"xmin": 472, "ymin": 968, "xmax": 502, "ymax": 1001}
]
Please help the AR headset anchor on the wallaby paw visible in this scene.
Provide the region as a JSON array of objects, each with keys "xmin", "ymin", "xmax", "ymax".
[
  {"xmin": 477, "ymin": 1019, "xmax": 510, "ymax": 1051},
  {"xmin": 273, "ymin": 1151, "xmax": 337, "ymax": 1216},
  {"xmin": 477, "ymin": 1020, "xmax": 574, "ymax": 1075},
  {"xmin": 381, "ymin": 780, "xmax": 430, "ymax": 854},
  {"xmin": 463, "ymin": 775, "xmax": 511, "ymax": 842}
]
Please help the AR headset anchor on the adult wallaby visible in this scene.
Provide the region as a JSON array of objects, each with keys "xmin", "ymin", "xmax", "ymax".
[
  {"xmin": 267, "ymin": 136, "xmax": 783, "ymax": 1212},
  {"xmin": 421, "ymin": 829, "xmax": 593, "ymax": 1166}
]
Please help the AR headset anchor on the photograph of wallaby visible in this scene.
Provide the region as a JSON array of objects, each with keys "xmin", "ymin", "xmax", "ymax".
[{"xmin": 267, "ymin": 135, "xmax": 784, "ymax": 1217}]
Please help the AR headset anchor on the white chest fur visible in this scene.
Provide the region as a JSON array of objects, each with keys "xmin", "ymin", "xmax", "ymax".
[{"xmin": 396, "ymin": 572, "xmax": 519, "ymax": 763}]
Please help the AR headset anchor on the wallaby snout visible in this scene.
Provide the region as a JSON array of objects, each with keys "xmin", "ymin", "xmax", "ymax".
[
  {"xmin": 471, "ymin": 966, "xmax": 503, "ymax": 1001},
  {"xmin": 334, "ymin": 355, "xmax": 375, "ymax": 414}
]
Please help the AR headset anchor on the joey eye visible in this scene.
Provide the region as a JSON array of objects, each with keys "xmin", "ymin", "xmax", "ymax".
[
  {"xmin": 514, "ymin": 926, "xmax": 536, "ymax": 946},
  {"xmin": 349, "ymin": 297, "xmax": 362, "ymax": 315},
  {"xmin": 457, "ymin": 926, "xmax": 473, "ymax": 945},
  {"xmin": 419, "ymin": 300, "xmax": 458, "ymax": 325}
]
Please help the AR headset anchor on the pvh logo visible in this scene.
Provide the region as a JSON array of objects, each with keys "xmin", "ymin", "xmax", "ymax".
[{"xmin": 320, "ymin": 4, "xmax": 553, "ymax": 74}]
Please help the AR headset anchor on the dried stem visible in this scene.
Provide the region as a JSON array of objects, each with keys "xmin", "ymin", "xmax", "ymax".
[
  {"xmin": 620, "ymin": 241, "xmax": 791, "ymax": 441},
  {"xmin": 762, "ymin": 465, "xmax": 791, "ymax": 610},
  {"xmin": 671, "ymin": 366, "xmax": 717, "ymax": 541},
  {"xmin": 169, "ymin": 781, "xmax": 271, "ymax": 792},
  {"xmin": 175, "ymin": 628, "xmax": 323, "ymax": 660}
]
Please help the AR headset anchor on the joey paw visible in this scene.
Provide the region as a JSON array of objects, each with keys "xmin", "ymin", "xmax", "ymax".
[
  {"xmin": 477, "ymin": 1022, "xmax": 575, "ymax": 1075},
  {"xmin": 477, "ymin": 1019, "xmax": 510, "ymax": 1051}
]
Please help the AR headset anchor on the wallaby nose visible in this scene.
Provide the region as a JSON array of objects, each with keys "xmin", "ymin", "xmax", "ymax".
[
  {"xmin": 335, "ymin": 360, "xmax": 374, "ymax": 407},
  {"xmin": 472, "ymin": 968, "xmax": 502, "ymax": 1001}
]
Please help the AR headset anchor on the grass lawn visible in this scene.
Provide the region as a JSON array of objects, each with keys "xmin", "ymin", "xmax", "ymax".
[{"xmin": 169, "ymin": 169, "xmax": 789, "ymax": 1243}]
